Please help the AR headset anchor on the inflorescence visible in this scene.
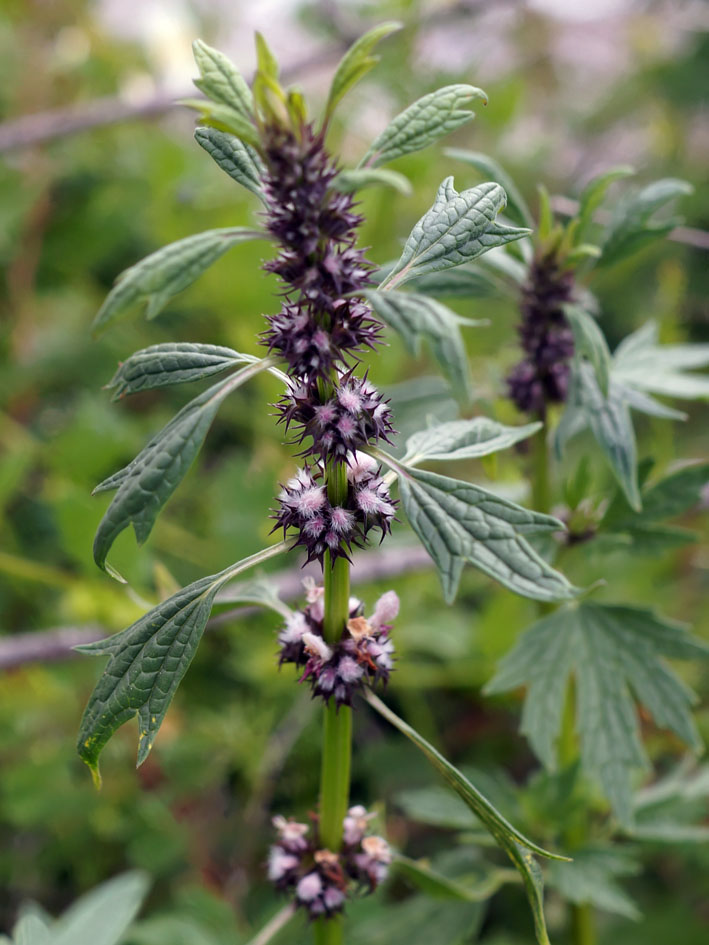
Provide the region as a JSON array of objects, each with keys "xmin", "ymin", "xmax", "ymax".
[
  {"xmin": 506, "ymin": 249, "xmax": 576, "ymax": 417},
  {"xmin": 269, "ymin": 807, "xmax": 392, "ymax": 919},
  {"xmin": 278, "ymin": 579, "xmax": 398, "ymax": 706},
  {"xmin": 260, "ymin": 119, "xmax": 397, "ymax": 912}
]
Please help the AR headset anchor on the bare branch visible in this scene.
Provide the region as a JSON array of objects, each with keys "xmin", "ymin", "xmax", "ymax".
[{"xmin": 0, "ymin": 544, "xmax": 431, "ymax": 670}]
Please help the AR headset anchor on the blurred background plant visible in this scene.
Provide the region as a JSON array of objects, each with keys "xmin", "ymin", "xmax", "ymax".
[{"xmin": 0, "ymin": 2, "xmax": 707, "ymax": 944}]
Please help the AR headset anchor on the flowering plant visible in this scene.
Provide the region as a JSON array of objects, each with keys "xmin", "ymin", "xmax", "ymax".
[{"xmin": 74, "ymin": 25, "xmax": 708, "ymax": 945}]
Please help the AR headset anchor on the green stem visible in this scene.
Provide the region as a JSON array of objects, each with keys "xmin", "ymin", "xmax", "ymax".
[
  {"xmin": 532, "ymin": 420, "xmax": 596, "ymax": 945},
  {"xmin": 314, "ymin": 459, "xmax": 352, "ymax": 945}
]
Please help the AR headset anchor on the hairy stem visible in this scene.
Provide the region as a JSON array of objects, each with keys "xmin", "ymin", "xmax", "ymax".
[{"xmin": 315, "ymin": 459, "xmax": 352, "ymax": 944}]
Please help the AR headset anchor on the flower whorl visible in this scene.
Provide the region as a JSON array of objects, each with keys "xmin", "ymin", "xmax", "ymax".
[{"xmin": 507, "ymin": 250, "xmax": 576, "ymax": 417}]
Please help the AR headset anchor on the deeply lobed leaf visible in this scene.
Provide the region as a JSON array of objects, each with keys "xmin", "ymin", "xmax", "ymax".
[{"xmin": 486, "ymin": 602, "xmax": 709, "ymax": 825}]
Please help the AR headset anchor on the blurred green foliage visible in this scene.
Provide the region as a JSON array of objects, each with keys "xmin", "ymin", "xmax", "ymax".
[{"xmin": 1, "ymin": 1, "xmax": 707, "ymax": 943}]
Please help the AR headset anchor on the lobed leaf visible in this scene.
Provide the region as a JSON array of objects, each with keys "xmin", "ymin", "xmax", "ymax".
[
  {"xmin": 403, "ymin": 417, "xmax": 542, "ymax": 465},
  {"xmin": 377, "ymin": 457, "xmax": 575, "ymax": 604},
  {"xmin": 324, "ymin": 22, "xmax": 401, "ymax": 120},
  {"xmin": 600, "ymin": 178, "xmax": 693, "ymax": 266},
  {"xmin": 366, "ymin": 692, "xmax": 567, "ymax": 945},
  {"xmin": 194, "ymin": 127, "xmax": 265, "ymax": 199},
  {"xmin": 77, "ymin": 544, "xmax": 286, "ymax": 780},
  {"xmin": 107, "ymin": 343, "xmax": 259, "ymax": 399},
  {"xmin": 486, "ymin": 603, "xmax": 709, "ymax": 825},
  {"xmin": 192, "ymin": 39, "xmax": 254, "ymax": 120},
  {"xmin": 445, "ymin": 149, "xmax": 533, "ymax": 227},
  {"xmin": 92, "ymin": 228, "xmax": 266, "ymax": 334},
  {"xmin": 93, "ymin": 361, "xmax": 272, "ymax": 575},
  {"xmin": 381, "ymin": 178, "xmax": 531, "ymax": 289},
  {"xmin": 547, "ymin": 847, "xmax": 640, "ymax": 920},
  {"xmin": 361, "ymin": 86, "xmax": 487, "ymax": 169},
  {"xmin": 612, "ymin": 321, "xmax": 709, "ymax": 400},
  {"xmin": 364, "ymin": 288, "xmax": 482, "ymax": 397}
]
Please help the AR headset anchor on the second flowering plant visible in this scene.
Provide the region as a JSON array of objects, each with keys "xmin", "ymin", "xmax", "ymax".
[{"xmin": 76, "ymin": 25, "xmax": 578, "ymax": 944}]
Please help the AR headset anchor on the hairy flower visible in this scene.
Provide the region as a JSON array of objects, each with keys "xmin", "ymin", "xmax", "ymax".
[
  {"xmin": 260, "ymin": 124, "xmax": 382, "ymax": 378},
  {"xmin": 273, "ymin": 463, "xmax": 395, "ymax": 564},
  {"xmin": 507, "ymin": 250, "xmax": 576, "ymax": 417},
  {"xmin": 276, "ymin": 373, "xmax": 395, "ymax": 460},
  {"xmin": 277, "ymin": 583, "xmax": 397, "ymax": 706},
  {"xmin": 268, "ymin": 805, "xmax": 390, "ymax": 917}
]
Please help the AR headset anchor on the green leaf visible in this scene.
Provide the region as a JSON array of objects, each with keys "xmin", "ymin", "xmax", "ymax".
[
  {"xmin": 107, "ymin": 343, "xmax": 261, "ymax": 399},
  {"xmin": 92, "ymin": 228, "xmax": 266, "ymax": 334},
  {"xmin": 631, "ymin": 761, "xmax": 709, "ymax": 843},
  {"xmin": 254, "ymin": 32, "xmax": 279, "ymax": 80},
  {"xmin": 576, "ymin": 364, "xmax": 640, "ymax": 511},
  {"xmin": 181, "ymin": 98, "xmax": 262, "ymax": 149},
  {"xmin": 600, "ymin": 178, "xmax": 693, "ymax": 266},
  {"xmin": 394, "ymin": 855, "xmax": 511, "ymax": 902},
  {"xmin": 565, "ymin": 303, "xmax": 611, "ymax": 396},
  {"xmin": 547, "ymin": 847, "xmax": 640, "ymax": 920},
  {"xmin": 324, "ymin": 22, "xmax": 401, "ymax": 120},
  {"xmin": 52, "ymin": 872, "xmax": 150, "ymax": 945},
  {"xmin": 366, "ymin": 691, "xmax": 567, "ymax": 945},
  {"xmin": 612, "ymin": 321, "xmax": 709, "ymax": 400},
  {"xmin": 333, "ymin": 167, "xmax": 412, "ymax": 196},
  {"xmin": 347, "ymin": 894, "xmax": 482, "ymax": 945},
  {"xmin": 381, "ymin": 178, "xmax": 531, "ymax": 289},
  {"xmin": 364, "ymin": 289, "xmax": 482, "ymax": 398},
  {"xmin": 445, "ymin": 149, "xmax": 533, "ymax": 227},
  {"xmin": 403, "ymin": 418, "xmax": 542, "ymax": 464},
  {"xmin": 11, "ymin": 916, "xmax": 50, "ymax": 945},
  {"xmin": 402, "ymin": 265, "xmax": 508, "ymax": 299},
  {"xmin": 378, "ymin": 457, "xmax": 575, "ymax": 603},
  {"xmin": 192, "ymin": 39, "xmax": 254, "ymax": 120},
  {"xmin": 361, "ymin": 86, "xmax": 487, "ymax": 168},
  {"xmin": 485, "ymin": 602, "xmax": 709, "ymax": 825},
  {"xmin": 214, "ymin": 574, "xmax": 292, "ymax": 620},
  {"xmin": 77, "ymin": 544, "xmax": 286, "ymax": 779},
  {"xmin": 194, "ymin": 127, "xmax": 265, "ymax": 199},
  {"xmin": 93, "ymin": 361, "xmax": 271, "ymax": 574},
  {"xmin": 575, "ymin": 165, "xmax": 635, "ymax": 242},
  {"xmin": 396, "ymin": 785, "xmax": 479, "ymax": 830}
]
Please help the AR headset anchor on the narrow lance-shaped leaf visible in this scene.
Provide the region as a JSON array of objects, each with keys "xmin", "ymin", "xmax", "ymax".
[
  {"xmin": 576, "ymin": 363, "xmax": 641, "ymax": 510},
  {"xmin": 92, "ymin": 228, "xmax": 267, "ymax": 334},
  {"xmin": 52, "ymin": 872, "xmax": 150, "ymax": 945},
  {"xmin": 380, "ymin": 179, "xmax": 531, "ymax": 290},
  {"xmin": 93, "ymin": 359, "xmax": 274, "ymax": 576},
  {"xmin": 375, "ymin": 453, "xmax": 575, "ymax": 604},
  {"xmin": 192, "ymin": 39, "xmax": 254, "ymax": 119},
  {"xmin": 485, "ymin": 602, "xmax": 709, "ymax": 826},
  {"xmin": 366, "ymin": 691, "xmax": 567, "ymax": 945},
  {"xmin": 107, "ymin": 343, "xmax": 263, "ymax": 399},
  {"xmin": 361, "ymin": 86, "xmax": 487, "ymax": 169},
  {"xmin": 445, "ymin": 148, "xmax": 533, "ymax": 227},
  {"xmin": 333, "ymin": 167, "xmax": 412, "ymax": 196},
  {"xmin": 194, "ymin": 127, "xmax": 265, "ymax": 200},
  {"xmin": 402, "ymin": 418, "xmax": 542, "ymax": 465},
  {"xmin": 564, "ymin": 303, "xmax": 611, "ymax": 396},
  {"xmin": 364, "ymin": 289, "xmax": 483, "ymax": 398},
  {"xmin": 77, "ymin": 543, "xmax": 287, "ymax": 782},
  {"xmin": 575, "ymin": 165, "xmax": 635, "ymax": 242},
  {"xmin": 324, "ymin": 22, "xmax": 401, "ymax": 120}
]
